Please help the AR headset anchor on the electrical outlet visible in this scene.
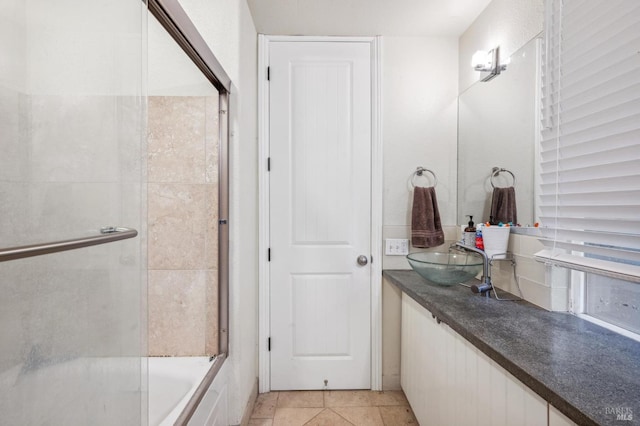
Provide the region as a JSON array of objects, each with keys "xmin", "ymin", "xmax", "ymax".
[{"xmin": 385, "ymin": 238, "xmax": 409, "ymax": 255}]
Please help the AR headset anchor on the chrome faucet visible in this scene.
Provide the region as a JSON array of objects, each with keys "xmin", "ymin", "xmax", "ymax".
[{"xmin": 452, "ymin": 242, "xmax": 493, "ymax": 296}]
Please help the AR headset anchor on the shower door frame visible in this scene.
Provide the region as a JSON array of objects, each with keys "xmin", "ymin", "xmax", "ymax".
[{"xmin": 148, "ymin": 0, "xmax": 231, "ymax": 423}]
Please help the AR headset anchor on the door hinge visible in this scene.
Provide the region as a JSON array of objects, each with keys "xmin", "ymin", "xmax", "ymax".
[
  {"xmin": 267, "ymin": 66, "xmax": 270, "ymax": 81},
  {"xmin": 268, "ymin": 337, "xmax": 271, "ymax": 351},
  {"xmin": 268, "ymin": 248, "xmax": 271, "ymax": 262},
  {"xmin": 267, "ymin": 157, "xmax": 271, "ymax": 171}
]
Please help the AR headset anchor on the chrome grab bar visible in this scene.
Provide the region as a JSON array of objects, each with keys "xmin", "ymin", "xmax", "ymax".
[{"xmin": 0, "ymin": 227, "xmax": 138, "ymax": 262}]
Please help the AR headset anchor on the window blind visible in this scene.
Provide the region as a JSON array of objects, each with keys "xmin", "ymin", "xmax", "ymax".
[{"xmin": 537, "ymin": 0, "xmax": 640, "ymax": 282}]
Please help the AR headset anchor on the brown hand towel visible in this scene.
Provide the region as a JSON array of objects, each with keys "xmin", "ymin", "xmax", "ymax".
[
  {"xmin": 490, "ymin": 186, "xmax": 517, "ymax": 224},
  {"xmin": 411, "ymin": 186, "xmax": 445, "ymax": 248}
]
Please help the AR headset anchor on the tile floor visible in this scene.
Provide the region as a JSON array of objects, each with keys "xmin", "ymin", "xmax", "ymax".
[{"xmin": 248, "ymin": 390, "xmax": 418, "ymax": 426}]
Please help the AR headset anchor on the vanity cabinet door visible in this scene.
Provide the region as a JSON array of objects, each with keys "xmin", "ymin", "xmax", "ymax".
[
  {"xmin": 401, "ymin": 292, "xmax": 446, "ymax": 425},
  {"xmin": 401, "ymin": 294, "xmax": 547, "ymax": 426},
  {"xmin": 549, "ymin": 405, "xmax": 578, "ymax": 426}
]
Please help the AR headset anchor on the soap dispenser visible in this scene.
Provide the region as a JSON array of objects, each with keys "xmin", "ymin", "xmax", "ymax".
[{"xmin": 463, "ymin": 215, "xmax": 476, "ymax": 246}]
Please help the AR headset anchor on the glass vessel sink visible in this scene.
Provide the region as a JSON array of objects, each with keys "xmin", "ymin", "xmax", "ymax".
[{"xmin": 406, "ymin": 252, "xmax": 483, "ymax": 286}]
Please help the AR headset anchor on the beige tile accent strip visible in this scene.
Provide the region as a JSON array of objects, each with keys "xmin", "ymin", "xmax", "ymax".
[
  {"xmin": 148, "ymin": 183, "xmax": 207, "ymax": 270},
  {"xmin": 148, "ymin": 96, "xmax": 207, "ymax": 184},
  {"xmin": 148, "ymin": 270, "xmax": 206, "ymax": 356},
  {"xmin": 147, "ymin": 95, "xmax": 221, "ymax": 357}
]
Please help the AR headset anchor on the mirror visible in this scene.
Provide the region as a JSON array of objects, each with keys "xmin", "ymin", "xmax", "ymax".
[{"xmin": 457, "ymin": 36, "xmax": 541, "ymax": 227}]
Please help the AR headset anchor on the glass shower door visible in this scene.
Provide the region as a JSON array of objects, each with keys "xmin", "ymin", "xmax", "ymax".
[{"xmin": 0, "ymin": 1, "xmax": 147, "ymax": 425}]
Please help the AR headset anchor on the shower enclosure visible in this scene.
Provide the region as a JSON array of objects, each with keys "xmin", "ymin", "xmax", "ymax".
[
  {"xmin": 1, "ymin": 0, "xmax": 230, "ymax": 424},
  {"xmin": 0, "ymin": 0, "xmax": 148, "ymax": 424}
]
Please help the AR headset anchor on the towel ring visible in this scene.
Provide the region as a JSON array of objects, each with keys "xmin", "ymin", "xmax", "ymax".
[
  {"xmin": 411, "ymin": 167, "xmax": 438, "ymax": 188},
  {"xmin": 490, "ymin": 167, "xmax": 516, "ymax": 188}
]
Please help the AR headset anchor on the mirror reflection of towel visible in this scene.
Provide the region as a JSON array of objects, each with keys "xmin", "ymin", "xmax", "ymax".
[
  {"xmin": 411, "ymin": 186, "xmax": 445, "ymax": 248},
  {"xmin": 491, "ymin": 186, "xmax": 517, "ymax": 224}
]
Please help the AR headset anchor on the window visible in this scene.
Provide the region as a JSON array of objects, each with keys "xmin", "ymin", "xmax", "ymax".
[
  {"xmin": 585, "ymin": 274, "xmax": 640, "ymax": 335},
  {"xmin": 537, "ymin": 0, "xmax": 640, "ymax": 276},
  {"xmin": 537, "ymin": 0, "xmax": 640, "ymax": 332}
]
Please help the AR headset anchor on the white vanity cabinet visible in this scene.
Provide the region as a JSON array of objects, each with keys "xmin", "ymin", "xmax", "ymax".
[
  {"xmin": 549, "ymin": 406, "xmax": 578, "ymax": 426},
  {"xmin": 401, "ymin": 293, "xmax": 549, "ymax": 426}
]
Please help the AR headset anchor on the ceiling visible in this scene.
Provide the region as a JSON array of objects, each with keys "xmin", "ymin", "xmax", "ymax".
[{"xmin": 246, "ymin": 0, "xmax": 492, "ymax": 37}]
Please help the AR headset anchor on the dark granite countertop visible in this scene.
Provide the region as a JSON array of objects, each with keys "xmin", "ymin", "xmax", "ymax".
[{"xmin": 384, "ymin": 269, "xmax": 640, "ymax": 426}]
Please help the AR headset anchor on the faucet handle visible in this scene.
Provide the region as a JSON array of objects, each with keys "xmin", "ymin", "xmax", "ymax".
[{"xmin": 471, "ymin": 283, "xmax": 493, "ymax": 295}]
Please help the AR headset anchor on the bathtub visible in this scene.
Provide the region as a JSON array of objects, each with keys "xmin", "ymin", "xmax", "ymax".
[
  {"xmin": 1, "ymin": 357, "xmax": 144, "ymax": 426},
  {"xmin": 148, "ymin": 357, "xmax": 213, "ymax": 426},
  {"xmin": 0, "ymin": 356, "xmax": 214, "ymax": 425}
]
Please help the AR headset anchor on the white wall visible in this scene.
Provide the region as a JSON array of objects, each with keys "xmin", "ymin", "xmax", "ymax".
[
  {"xmin": 382, "ymin": 36, "xmax": 460, "ymax": 270},
  {"xmin": 458, "ymin": 0, "xmax": 543, "ymax": 93},
  {"xmin": 148, "ymin": 15, "xmax": 216, "ymax": 96},
  {"xmin": 380, "ymin": 36, "xmax": 459, "ymax": 389},
  {"xmin": 382, "ymin": 277, "xmax": 403, "ymax": 389},
  {"xmin": 178, "ymin": 0, "xmax": 259, "ymax": 423}
]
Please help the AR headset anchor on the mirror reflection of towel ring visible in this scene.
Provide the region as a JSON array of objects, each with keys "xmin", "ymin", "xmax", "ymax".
[
  {"xmin": 411, "ymin": 167, "xmax": 438, "ymax": 188},
  {"xmin": 491, "ymin": 167, "xmax": 516, "ymax": 188}
]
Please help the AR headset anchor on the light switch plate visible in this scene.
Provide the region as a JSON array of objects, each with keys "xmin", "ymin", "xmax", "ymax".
[{"xmin": 385, "ymin": 238, "xmax": 409, "ymax": 255}]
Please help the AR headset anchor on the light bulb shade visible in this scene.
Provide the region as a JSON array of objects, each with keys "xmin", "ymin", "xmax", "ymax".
[
  {"xmin": 472, "ymin": 49, "xmax": 495, "ymax": 72},
  {"xmin": 471, "ymin": 47, "xmax": 506, "ymax": 82}
]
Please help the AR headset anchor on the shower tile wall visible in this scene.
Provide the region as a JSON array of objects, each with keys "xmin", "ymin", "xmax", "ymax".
[{"xmin": 148, "ymin": 96, "xmax": 219, "ymax": 356}]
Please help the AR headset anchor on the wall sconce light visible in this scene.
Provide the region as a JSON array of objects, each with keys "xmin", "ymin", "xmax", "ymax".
[{"xmin": 471, "ymin": 46, "xmax": 507, "ymax": 82}]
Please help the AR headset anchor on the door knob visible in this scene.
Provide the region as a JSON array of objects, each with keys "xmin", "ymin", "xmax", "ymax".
[{"xmin": 357, "ymin": 255, "xmax": 369, "ymax": 266}]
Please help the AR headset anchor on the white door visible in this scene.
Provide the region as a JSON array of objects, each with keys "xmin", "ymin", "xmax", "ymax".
[{"xmin": 269, "ymin": 41, "xmax": 372, "ymax": 390}]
